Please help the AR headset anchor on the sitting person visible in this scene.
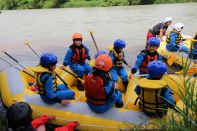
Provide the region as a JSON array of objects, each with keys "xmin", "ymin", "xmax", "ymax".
[
  {"xmin": 189, "ymin": 32, "xmax": 197, "ymax": 60},
  {"xmin": 109, "ymin": 39, "xmax": 130, "ymax": 90},
  {"xmin": 134, "ymin": 61, "xmax": 175, "ymax": 117},
  {"xmin": 32, "ymin": 52, "xmax": 75, "ymax": 105},
  {"xmin": 84, "ymin": 54, "xmax": 123, "ymax": 113},
  {"xmin": 130, "ymin": 37, "xmax": 162, "ymax": 76},
  {"xmin": 166, "ymin": 23, "xmax": 190, "ymax": 54},
  {"xmin": 6, "ymin": 102, "xmax": 79, "ymax": 131},
  {"xmin": 62, "ymin": 33, "xmax": 92, "ymax": 91}
]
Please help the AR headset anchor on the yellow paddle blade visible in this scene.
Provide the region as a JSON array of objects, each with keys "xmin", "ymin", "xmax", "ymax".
[{"xmin": 167, "ymin": 54, "xmax": 177, "ymax": 66}]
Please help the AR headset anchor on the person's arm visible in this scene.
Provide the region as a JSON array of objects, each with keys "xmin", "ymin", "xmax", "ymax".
[
  {"xmin": 169, "ymin": 34, "xmax": 178, "ymax": 47},
  {"xmin": 131, "ymin": 53, "xmax": 145, "ymax": 74},
  {"xmin": 163, "ymin": 87, "xmax": 175, "ymax": 108},
  {"xmin": 54, "ymin": 122, "xmax": 78, "ymax": 131},
  {"xmin": 43, "ymin": 75, "xmax": 58, "ymax": 99},
  {"xmin": 108, "ymin": 52, "xmax": 115, "ymax": 64},
  {"xmin": 159, "ymin": 29, "xmax": 164, "ymax": 41},
  {"xmin": 63, "ymin": 48, "xmax": 74, "ymax": 66},
  {"xmin": 84, "ymin": 46, "xmax": 91, "ymax": 60}
]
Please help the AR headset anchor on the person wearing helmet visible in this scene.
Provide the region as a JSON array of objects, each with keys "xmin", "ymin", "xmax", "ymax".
[
  {"xmin": 108, "ymin": 39, "xmax": 130, "ymax": 91},
  {"xmin": 6, "ymin": 102, "xmax": 79, "ymax": 131},
  {"xmin": 130, "ymin": 37, "xmax": 162, "ymax": 77},
  {"xmin": 32, "ymin": 52, "xmax": 75, "ymax": 105},
  {"xmin": 134, "ymin": 61, "xmax": 175, "ymax": 116},
  {"xmin": 189, "ymin": 32, "xmax": 197, "ymax": 60},
  {"xmin": 146, "ymin": 17, "xmax": 173, "ymax": 46},
  {"xmin": 62, "ymin": 33, "xmax": 92, "ymax": 91},
  {"xmin": 84, "ymin": 54, "xmax": 123, "ymax": 113},
  {"xmin": 166, "ymin": 23, "xmax": 190, "ymax": 54}
]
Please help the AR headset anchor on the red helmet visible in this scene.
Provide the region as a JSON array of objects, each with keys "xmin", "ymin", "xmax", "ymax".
[
  {"xmin": 94, "ymin": 54, "xmax": 112, "ymax": 72},
  {"xmin": 72, "ymin": 33, "xmax": 82, "ymax": 40}
]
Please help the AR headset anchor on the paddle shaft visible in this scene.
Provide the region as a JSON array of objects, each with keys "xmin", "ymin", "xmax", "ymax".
[
  {"xmin": 90, "ymin": 32, "xmax": 100, "ymax": 54},
  {"xmin": 0, "ymin": 56, "xmax": 35, "ymax": 78},
  {"xmin": 62, "ymin": 68, "xmax": 84, "ymax": 83},
  {"xmin": 25, "ymin": 42, "xmax": 40, "ymax": 58}
]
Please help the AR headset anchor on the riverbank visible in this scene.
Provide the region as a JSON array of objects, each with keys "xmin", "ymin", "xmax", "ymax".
[{"xmin": 0, "ymin": 0, "xmax": 196, "ymax": 10}]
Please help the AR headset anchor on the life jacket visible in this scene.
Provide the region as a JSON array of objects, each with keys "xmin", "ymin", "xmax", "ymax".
[
  {"xmin": 32, "ymin": 65, "xmax": 57, "ymax": 95},
  {"xmin": 84, "ymin": 74, "xmax": 114, "ymax": 105},
  {"xmin": 70, "ymin": 44, "xmax": 87, "ymax": 63},
  {"xmin": 139, "ymin": 50, "xmax": 159, "ymax": 73},
  {"xmin": 109, "ymin": 48, "xmax": 124, "ymax": 68},
  {"xmin": 136, "ymin": 78, "xmax": 167, "ymax": 115},
  {"xmin": 166, "ymin": 29, "xmax": 183, "ymax": 45}
]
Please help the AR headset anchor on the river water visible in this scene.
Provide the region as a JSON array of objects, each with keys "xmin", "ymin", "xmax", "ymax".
[
  {"xmin": 0, "ymin": 3, "xmax": 197, "ymax": 71},
  {"xmin": 0, "ymin": 2, "xmax": 197, "ymax": 128}
]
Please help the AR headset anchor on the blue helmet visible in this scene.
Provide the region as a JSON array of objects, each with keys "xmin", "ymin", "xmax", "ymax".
[
  {"xmin": 147, "ymin": 60, "xmax": 167, "ymax": 77},
  {"xmin": 94, "ymin": 50, "xmax": 108, "ymax": 59},
  {"xmin": 147, "ymin": 37, "xmax": 160, "ymax": 47},
  {"xmin": 114, "ymin": 39, "xmax": 126, "ymax": 49},
  {"xmin": 40, "ymin": 52, "xmax": 58, "ymax": 66}
]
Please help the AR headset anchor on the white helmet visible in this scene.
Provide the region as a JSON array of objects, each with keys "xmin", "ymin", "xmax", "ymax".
[
  {"xmin": 174, "ymin": 23, "xmax": 184, "ymax": 32},
  {"xmin": 164, "ymin": 17, "xmax": 172, "ymax": 23}
]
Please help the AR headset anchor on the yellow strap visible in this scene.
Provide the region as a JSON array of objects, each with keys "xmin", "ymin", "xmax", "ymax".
[{"xmin": 138, "ymin": 78, "xmax": 166, "ymax": 89}]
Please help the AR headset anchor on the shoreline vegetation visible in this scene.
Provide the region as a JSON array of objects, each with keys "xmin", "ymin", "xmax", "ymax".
[{"xmin": 0, "ymin": 0, "xmax": 196, "ymax": 10}]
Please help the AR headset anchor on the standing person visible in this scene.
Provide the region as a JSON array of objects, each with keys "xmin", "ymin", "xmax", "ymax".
[
  {"xmin": 147, "ymin": 17, "xmax": 173, "ymax": 46},
  {"xmin": 108, "ymin": 39, "xmax": 130, "ymax": 90},
  {"xmin": 6, "ymin": 102, "xmax": 79, "ymax": 131},
  {"xmin": 166, "ymin": 23, "xmax": 190, "ymax": 54},
  {"xmin": 62, "ymin": 33, "xmax": 92, "ymax": 91},
  {"xmin": 84, "ymin": 54, "xmax": 123, "ymax": 113},
  {"xmin": 134, "ymin": 61, "xmax": 175, "ymax": 116},
  {"xmin": 130, "ymin": 37, "xmax": 162, "ymax": 77},
  {"xmin": 32, "ymin": 52, "xmax": 75, "ymax": 105}
]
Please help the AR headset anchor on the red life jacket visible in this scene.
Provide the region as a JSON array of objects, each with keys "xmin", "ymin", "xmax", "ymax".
[
  {"xmin": 70, "ymin": 44, "xmax": 87, "ymax": 63},
  {"xmin": 139, "ymin": 50, "xmax": 159, "ymax": 73},
  {"xmin": 84, "ymin": 74, "xmax": 114, "ymax": 105}
]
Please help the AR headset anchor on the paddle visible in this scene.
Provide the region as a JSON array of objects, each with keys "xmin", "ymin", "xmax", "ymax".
[
  {"xmin": 90, "ymin": 31, "xmax": 100, "ymax": 54},
  {"xmin": 25, "ymin": 41, "xmax": 40, "ymax": 58},
  {"xmin": 167, "ymin": 49, "xmax": 181, "ymax": 66},
  {"xmin": 0, "ymin": 56, "xmax": 35, "ymax": 78},
  {"xmin": 60, "ymin": 68, "xmax": 85, "ymax": 84}
]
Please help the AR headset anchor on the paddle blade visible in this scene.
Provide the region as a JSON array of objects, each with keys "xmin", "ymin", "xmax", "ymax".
[{"xmin": 167, "ymin": 54, "xmax": 176, "ymax": 66}]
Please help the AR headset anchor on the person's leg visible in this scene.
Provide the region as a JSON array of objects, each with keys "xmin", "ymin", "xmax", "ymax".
[
  {"xmin": 55, "ymin": 89, "xmax": 75, "ymax": 100},
  {"xmin": 83, "ymin": 63, "xmax": 92, "ymax": 75},
  {"xmin": 109, "ymin": 68, "xmax": 118, "ymax": 83},
  {"xmin": 69, "ymin": 64, "xmax": 85, "ymax": 78},
  {"xmin": 118, "ymin": 67, "xmax": 128, "ymax": 90},
  {"xmin": 166, "ymin": 44, "xmax": 179, "ymax": 52}
]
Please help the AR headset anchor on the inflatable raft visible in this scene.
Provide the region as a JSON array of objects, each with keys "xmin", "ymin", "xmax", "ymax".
[
  {"xmin": 157, "ymin": 36, "xmax": 196, "ymax": 67},
  {"xmin": 0, "ymin": 65, "xmax": 194, "ymax": 130}
]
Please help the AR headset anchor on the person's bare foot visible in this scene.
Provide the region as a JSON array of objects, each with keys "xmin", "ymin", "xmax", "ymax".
[{"xmin": 61, "ymin": 99, "xmax": 71, "ymax": 106}]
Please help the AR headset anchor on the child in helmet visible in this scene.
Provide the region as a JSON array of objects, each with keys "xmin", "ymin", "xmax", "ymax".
[
  {"xmin": 130, "ymin": 37, "xmax": 162, "ymax": 76},
  {"xmin": 6, "ymin": 102, "xmax": 79, "ymax": 131},
  {"xmin": 147, "ymin": 17, "xmax": 172, "ymax": 44},
  {"xmin": 63, "ymin": 33, "xmax": 92, "ymax": 91},
  {"xmin": 166, "ymin": 23, "xmax": 190, "ymax": 54},
  {"xmin": 109, "ymin": 39, "xmax": 130, "ymax": 90},
  {"xmin": 32, "ymin": 53, "xmax": 75, "ymax": 105},
  {"xmin": 134, "ymin": 61, "xmax": 175, "ymax": 116},
  {"xmin": 84, "ymin": 54, "xmax": 123, "ymax": 113},
  {"xmin": 189, "ymin": 32, "xmax": 197, "ymax": 60}
]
